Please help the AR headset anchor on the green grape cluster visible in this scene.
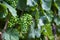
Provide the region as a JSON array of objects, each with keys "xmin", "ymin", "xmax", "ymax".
[
  {"xmin": 8, "ymin": 16, "xmax": 18, "ymax": 27},
  {"xmin": 19, "ymin": 14, "xmax": 33, "ymax": 33},
  {"xmin": 4, "ymin": 0, "xmax": 18, "ymax": 8}
]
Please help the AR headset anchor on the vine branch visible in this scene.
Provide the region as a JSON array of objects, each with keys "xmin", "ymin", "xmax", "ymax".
[{"xmin": 2, "ymin": 19, "xmax": 8, "ymax": 32}]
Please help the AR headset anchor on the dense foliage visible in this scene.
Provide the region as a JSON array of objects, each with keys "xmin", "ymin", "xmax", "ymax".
[{"xmin": 0, "ymin": 0, "xmax": 60, "ymax": 40}]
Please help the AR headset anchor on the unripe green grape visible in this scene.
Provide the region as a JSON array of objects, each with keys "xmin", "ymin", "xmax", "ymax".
[
  {"xmin": 19, "ymin": 14, "xmax": 33, "ymax": 33},
  {"xmin": 4, "ymin": 0, "xmax": 18, "ymax": 8},
  {"xmin": 8, "ymin": 16, "xmax": 18, "ymax": 27}
]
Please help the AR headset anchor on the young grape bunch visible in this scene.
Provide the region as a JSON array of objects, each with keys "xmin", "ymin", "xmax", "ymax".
[
  {"xmin": 8, "ymin": 16, "xmax": 18, "ymax": 27},
  {"xmin": 19, "ymin": 13, "xmax": 33, "ymax": 34},
  {"xmin": 4, "ymin": 0, "xmax": 18, "ymax": 8}
]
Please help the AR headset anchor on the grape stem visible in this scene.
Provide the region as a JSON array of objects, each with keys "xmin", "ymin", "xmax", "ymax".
[
  {"xmin": 0, "ymin": 19, "xmax": 8, "ymax": 40},
  {"xmin": 2, "ymin": 19, "xmax": 8, "ymax": 32}
]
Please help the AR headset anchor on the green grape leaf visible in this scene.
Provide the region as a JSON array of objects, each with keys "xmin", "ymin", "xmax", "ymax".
[
  {"xmin": 27, "ymin": 0, "xmax": 33, "ymax": 6},
  {"xmin": 2, "ymin": 29, "xmax": 19, "ymax": 40},
  {"xmin": 54, "ymin": 0, "xmax": 60, "ymax": 17},
  {"xmin": 0, "ymin": 3, "xmax": 8, "ymax": 18},
  {"xmin": 43, "ymin": 11, "xmax": 53, "ymax": 22},
  {"xmin": 29, "ymin": 19, "xmax": 43, "ymax": 38},
  {"xmin": 17, "ymin": 0, "xmax": 27, "ymax": 10},
  {"xmin": 41, "ymin": 0, "xmax": 52, "ymax": 11},
  {"xmin": 28, "ymin": 21, "xmax": 35, "ymax": 38},
  {"xmin": 27, "ymin": 0, "xmax": 37, "ymax": 6},
  {"xmin": 54, "ymin": 0, "xmax": 60, "ymax": 9},
  {"xmin": 54, "ymin": 17, "xmax": 60, "ymax": 26},
  {"xmin": 3, "ymin": 1, "xmax": 17, "ymax": 17},
  {"xmin": 58, "ymin": 9, "xmax": 60, "ymax": 17}
]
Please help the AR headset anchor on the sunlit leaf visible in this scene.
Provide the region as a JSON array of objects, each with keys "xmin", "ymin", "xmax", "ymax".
[
  {"xmin": 54, "ymin": 17, "xmax": 60, "ymax": 26},
  {"xmin": 2, "ymin": 29, "xmax": 19, "ymax": 40},
  {"xmin": 41, "ymin": 0, "xmax": 52, "ymax": 11},
  {"xmin": 27, "ymin": 0, "xmax": 37, "ymax": 6},
  {"xmin": 28, "ymin": 21, "xmax": 35, "ymax": 38}
]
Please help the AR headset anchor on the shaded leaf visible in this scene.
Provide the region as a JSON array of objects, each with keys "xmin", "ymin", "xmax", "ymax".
[
  {"xmin": 54, "ymin": 0, "xmax": 60, "ymax": 9},
  {"xmin": 17, "ymin": 0, "xmax": 27, "ymax": 10},
  {"xmin": 0, "ymin": 3, "xmax": 8, "ymax": 18}
]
